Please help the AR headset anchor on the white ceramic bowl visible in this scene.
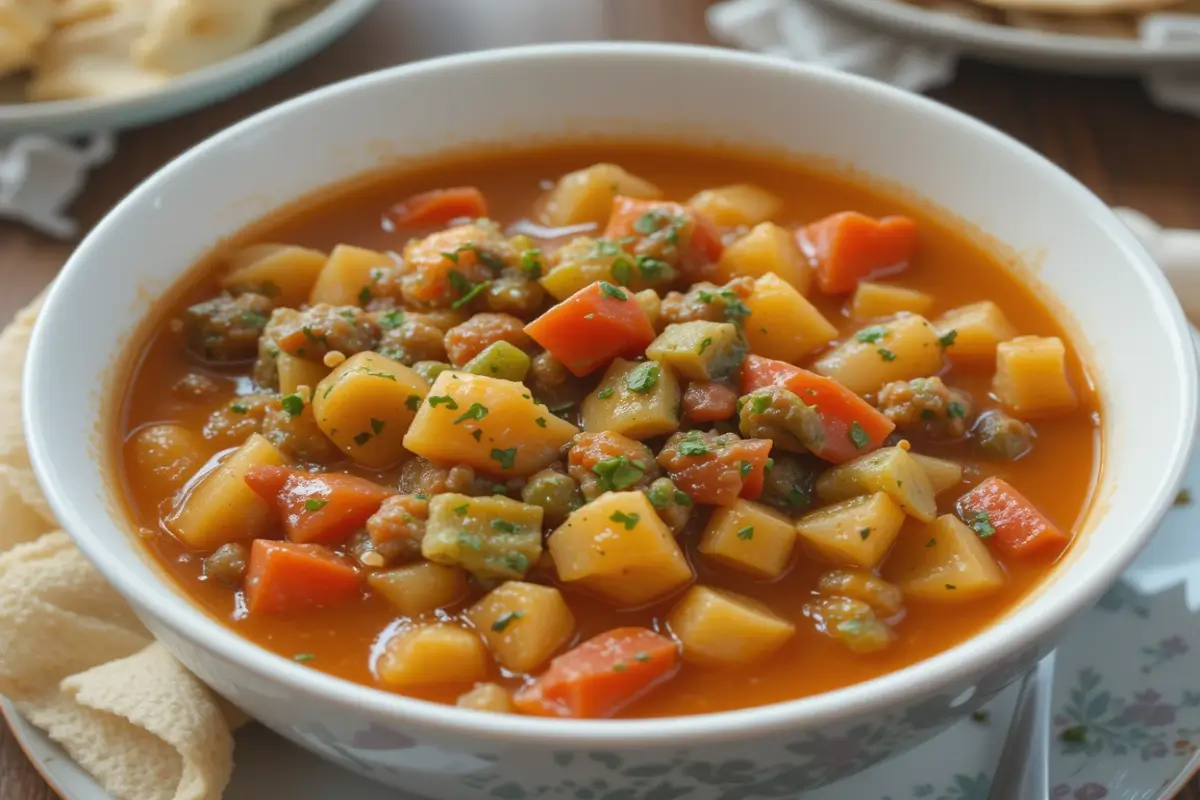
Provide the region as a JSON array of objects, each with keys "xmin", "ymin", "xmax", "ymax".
[{"xmin": 23, "ymin": 44, "xmax": 1198, "ymax": 799}]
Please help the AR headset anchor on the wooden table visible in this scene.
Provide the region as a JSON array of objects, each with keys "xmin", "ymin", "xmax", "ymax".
[{"xmin": 2, "ymin": 1, "xmax": 1198, "ymax": 797}]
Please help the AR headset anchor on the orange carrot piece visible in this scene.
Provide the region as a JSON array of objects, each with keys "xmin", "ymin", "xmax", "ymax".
[
  {"xmin": 956, "ymin": 477, "xmax": 1070, "ymax": 558},
  {"xmin": 245, "ymin": 466, "xmax": 394, "ymax": 545},
  {"xmin": 244, "ymin": 540, "xmax": 361, "ymax": 615},
  {"xmin": 682, "ymin": 381, "xmax": 739, "ymax": 423},
  {"xmin": 798, "ymin": 212, "xmax": 917, "ymax": 294},
  {"xmin": 524, "ymin": 281, "xmax": 655, "ymax": 377},
  {"xmin": 736, "ymin": 439, "xmax": 772, "ymax": 502},
  {"xmin": 741, "ymin": 355, "xmax": 894, "ymax": 464},
  {"xmin": 685, "ymin": 209, "xmax": 725, "ymax": 265},
  {"xmin": 513, "ymin": 627, "xmax": 680, "ymax": 719},
  {"xmin": 385, "ymin": 187, "xmax": 488, "ymax": 228},
  {"xmin": 604, "ymin": 197, "xmax": 724, "ymax": 267},
  {"xmin": 659, "ymin": 436, "xmax": 772, "ymax": 506}
]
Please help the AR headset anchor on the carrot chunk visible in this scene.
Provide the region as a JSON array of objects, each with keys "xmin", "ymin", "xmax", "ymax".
[
  {"xmin": 524, "ymin": 281, "xmax": 655, "ymax": 377},
  {"xmin": 513, "ymin": 627, "xmax": 680, "ymax": 719},
  {"xmin": 658, "ymin": 432, "xmax": 772, "ymax": 506},
  {"xmin": 741, "ymin": 355, "xmax": 894, "ymax": 464},
  {"xmin": 245, "ymin": 465, "xmax": 394, "ymax": 545},
  {"xmin": 604, "ymin": 197, "xmax": 724, "ymax": 268},
  {"xmin": 385, "ymin": 187, "xmax": 488, "ymax": 228},
  {"xmin": 798, "ymin": 212, "xmax": 917, "ymax": 294},
  {"xmin": 244, "ymin": 540, "xmax": 361, "ymax": 615},
  {"xmin": 956, "ymin": 476, "xmax": 1070, "ymax": 558}
]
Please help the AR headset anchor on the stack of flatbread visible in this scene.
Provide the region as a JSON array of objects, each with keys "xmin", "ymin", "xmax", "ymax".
[
  {"xmin": 0, "ymin": 0, "xmax": 313, "ymax": 103},
  {"xmin": 901, "ymin": 0, "xmax": 1200, "ymax": 38}
]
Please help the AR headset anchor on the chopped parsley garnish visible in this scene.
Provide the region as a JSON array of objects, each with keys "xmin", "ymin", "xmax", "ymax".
[
  {"xmin": 926, "ymin": 538, "xmax": 937, "ymax": 547},
  {"xmin": 454, "ymin": 402, "xmax": 489, "ymax": 424},
  {"xmin": 739, "ymin": 460, "xmax": 752, "ymax": 477},
  {"xmin": 492, "ymin": 484, "xmax": 508, "ymax": 495},
  {"xmin": 358, "ymin": 285, "xmax": 373, "ymax": 305},
  {"xmin": 471, "ymin": 430, "xmax": 483, "ymax": 441},
  {"xmin": 634, "ymin": 652, "xmax": 651, "ymax": 663},
  {"xmin": 490, "ymin": 448, "xmax": 517, "ymax": 471},
  {"xmin": 596, "ymin": 387, "xmax": 615, "ymax": 400},
  {"xmin": 406, "ymin": 394, "xmax": 421, "ymax": 412},
  {"xmin": 441, "ymin": 250, "xmax": 461, "ymax": 263},
  {"xmin": 593, "ymin": 455, "xmax": 645, "ymax": 492},
  {"xmin": 855, "ymin": 326, "xmax": 888, "ymax": 344},
  {"xmin": 293, "ymin": 653, "xmax": 316, "ymax": 662},
  {"xmin": 971, "ymin": 710, "xmax": 989, "ymax": 724},
  {"xmin": 610, "ymin": 511, "xmax": 640, "ymax": 530},
  {"xmin": 503, "ymin": 551, "xmax": 530, "ymax": 573},
  {"xmin": 920, "ymin": 408, "xmax": 937, "ymax": 421},
  {"xmin": 491, "ymin": 611, "xmax": 525, "ymax": 632},
  {"xmin": 1176, "ymin": 488, "xmax": 1193, "ymax": 506},
  {"xmin": 938, "ymin": 329, "xmax": 958, "ymax": 348},
  {"xmin": 457, "ymin": 532, "xmax": 484, "ymax": 550},
  {"xmin": 636, "ymin": 256, "xmax": 670, "ymax": 282},
  {"xmin": 305, "ymin": 498, "xmax": 328, "ymax": 512},
  {"xmin": 677, "ymin": 431, "xmax": 710, "ymax": 457},
  {"xmin": 737, "ymin": 526, "xmax": 754, "ymax": 541},
  {"xmin": 229, "ymin": 402, "xmax": 249, "ymax": 414},
  {"xmin": 364, "ymin": 370, "xmax": 396, "ymax": 381},
  {"xmin": 535, "ymin": 417, "xmax": 547, "ymax": 428},
  {"xmin": 520, "ymin": 249, "xmax": 543, "ymax": 279},
  {"xmin": 747, "ymin": 393, "xmax": 772, "ymax": 415},
  {"xmin": 859, "ymin": 527, "xmax": 871, "ymax": 540},
  {"xmin": 611, "ymin": 258, "xmax": 635, "ymax": 286},
  {"xmin": 370, "ymin": 418, "xmax": 385, "ymax": 435},
  {"xmin": 848, "ymin": 421, "xmax": 870, "ymax": 450},
  {"xmin": 633, "ymin": 210, "xmax": 668, "ymax": 235},
  {"xmin": 599, "ymin": 281, "xmax": 627, "ymax": 301},
  {"xmin": 1060, "ymin": 725, "xmax": 1087, "ymax": 743},
  {"xmin": 719, "ymin": 290, "xmax": 751, "ymax": 324},
  {"xmin": 379, "ymin": 309, "xmax": 405, "ymax": 330},
  {"xmin": 241, "ymin": 311, "xmax": 270, "ymax": 327},
  {"xmin": 491, "ymin": 519, "xmax": 518, "ymax": 533},
  {"xmin": 280, "ymin": 394, "xmax": 305, "ymax": 416},
  {"xmin": 945, "ymin": 584, "xmax": 957, "ymax": 590},
  {"xmin": 877, "ymin": 348, "xmax": 897, "ymax": 362},
  {"xmin": 612, "ymin": 662, "xmax": 628, "ymax": 672},
  {"xmin": 698, "ymin": 337, "xmax": 713, "ymax": 355},
  {"xmin": 451, "ymin": 278, "xmax": 490, "ymax": 310},
  {"xmin": 589, "ymin": 239, "xmax": 625, "ymax": 258},
  {"xmin": 969, "ymin": 511, "xmax": 996, "ymax": 538},
  {"xmin": 428, "ymin": 395, "xmax": 460, "ymax": 410},
  {"xmin": 453, "ymin": 503, "xmax": 469, "ymax": 516},
  {"xmin": 301, "ymin": 325, "xmax": 326, "ymax": 344},
  {"xmin": 698, "ymin": 290, "xmax": 715, "ymax": 304},
  {"xmin": 626, "ymin": 363, "xmax": 660, "ymax": 394},
  {"xmin": 353, "ymin": 432, "xmax": 372, "ymax": 446},
  {"xmin": 787, "ymin": 485, "xmax": 810, "ymax": 508},
  {"xmin": 947, "ymin": 401, "xmax": 966, "ymax": 419}
]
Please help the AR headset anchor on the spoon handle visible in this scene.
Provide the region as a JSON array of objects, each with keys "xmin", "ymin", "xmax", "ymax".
[{"xmin": 987, "ymin": 650, "xmax": 1057, "ymax": 800}]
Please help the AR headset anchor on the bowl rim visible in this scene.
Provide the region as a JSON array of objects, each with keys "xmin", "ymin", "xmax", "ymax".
[{"xmin": 25, "ymin": 41, "xmax": 1199, "ymax": 747}]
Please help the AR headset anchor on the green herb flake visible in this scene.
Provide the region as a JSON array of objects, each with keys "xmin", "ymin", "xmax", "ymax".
[
  {"xmin": 938, "ymin": 329, "xmax": 958, "ymax": 348},
  {"xmin": 633, "ymin": 210, "xmax": 666, "ymax": 235},
  {"xmin": 697, "ymin": 290, "xmax": 715, "ymax": 304},
  {"xmin": 634, "ymin": 652, "xmax": 651, "ymax": 663},
  {"xmin": 677, "ymin": 431, "xmax": 710, "ymax": 457},
  {"xmin": 454, "ymin": 402, "xmax": 489, "ymax": 424},
  {"xmin": 365, "ymin": 370, "xmax": 396, "ymax": 381},
  {"xmin": 920, "ymin": 408, "xmax": 937, "ymax": 421},
  {"xmin": 855, "ymin": 326, "xmax": 889, "ymax": 344},
  {"xmin": 229, "ymin": 403, "xmax": 249, "ymax": 414},
  {"xmin": 503, "ymin": 551, "xmax": 530, "ymax": 573},
  {"xmin": 612, "ymin": 662, "xmax": 628, "ymax": 673},
  {"xmin": 491, "ymin": 519, "xmax": 518, "ymax": 533},
  {"xmin": 698, "ymin": 337, "xmax": 713, "ymax": 355},
  {"xmin": 280, "ymin": 394, "xmax": 305, "ymax": 417},
  {"xmin": 592, "ymin": 455, "xmax": 645, "ymax": 492},
  {"xmin": 859, "ymin": 527, "xmax": 871, "ymax": 540},
  {"xmin": 719, "ymin": 290, "xmax": 751, "ymax": 324},
  {"xmin": 945, "ymin": 583, "xmax": 957, "ymax": 590},
  {"xmin": 971, "ymin": 710, "xmax": 989, "ymax": 724},
  {"xmin": 428, "ymin": 395, "xmax": 460, "ymax": 410},
  {"xmin": 877, "ymin": 348, "xmax": 897, "ymax": 362},
  {"xmin": 596, "ymin": 387, "xmax": 615, "ymax": 400},
  {"xmin": 535, "ymin": 416, "xmax": 547, "ymax": 428},
  {"xmin": 748, "ymin": 393, "xmax": 772, "ymax": 415},
  {"xmin": 451, "ymin": 278, "xmax": 491, "ymax": 310},
  {"xmin": 471, "ymin": 429, "xmax": 483, "ymax": 442},
  {"xmin": 293, "ymin": 653, "xmax": 316, "ymax": 662},
  {"xmin": 358, "ymin": 285, "xmax": 373, "ymax": 305},
  {"xmin": 626, "ymin": 362, "xmax": 660, "ymax": 394},
  {"xmin": 305, "ymin": 498, "xmax": 328, "ymax": 512},
  {"xmin": 458, "ymin": 532, "xmax": 483, "ymax": 550},
  {"xmin": 406, "ymin": 394, "xmax": 421, "ymax": 412},
  {"xmin": 737, "ymin": 526, "xmax": 754, "ymax": 541},
  {"xmin": 491, "ymin": 610, "xmax": 526, "ymax": 632},
  {"xmin": 1060, "ymin": 725, "xmax": 1087, "ymax": 743},
  {"xmin": 636, "ymin": 256, "xmax": 670, "ymax": 282},
  {"xmin": 353, "ymin": 432, "xmax": 372, "ymax": 446},
  {"xmin": 1176, "ymin": 488, "xmax": 1193, "ymax": 506},
  {"xmin": 739, "ymin": 460, "xmax": 752, "ymax": 478},
  {"xmin": 610, "ymin": 511, "xmax": 640, "ymax": 530},
  {"xmin": 379, "ymin": 309, "xmax": 405, "ymax": 330},
  {"xmin": 675, "ymin": 490, "xmax": 693, "ymax": 506},
  {"xmin": 453, "ymin": 503, "xmax": 470, "ymax": 516},
  {"xmin": 599, "ymin": 281, "xmax": 628, "ymax": 301},
  {"xmin": 441, "ymin": 250, "xmax": 461, "ymax": 264},
  {"xmin": 947, "ymin": 401, "xmax": 967, "ymax": 419},
  {"xmin": 926, "ymin": 538, "xmax": 937, "ymax": 548},
  {"xmin": 969, "ymin": 511, "xmax": 996, "ymax": 539},
  {"xmin": 520, "ymin": 249, "xmax": 543, "ymax": 279},
  {"xmin": 370, "ymin": 418, "xmax": 385, "ymax": 435},
  {"xmin": 848, "ymin": 421, "xmax": 870, "ymax": 450},
  {"xmin": 490, "ymin": 447, "xmax": 518, "ymax": 471},
  {"xmin": 611, "ymin": 258, "xmax": 635, "ymax": 286}
]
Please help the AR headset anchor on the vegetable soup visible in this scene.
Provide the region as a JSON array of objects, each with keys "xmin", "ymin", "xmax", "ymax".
[{"xmin": 115, "ymin": 143, "xmax": 1100, "ymax": 719}]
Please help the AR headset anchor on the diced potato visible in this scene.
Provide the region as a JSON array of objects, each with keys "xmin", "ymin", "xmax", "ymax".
[
  {"xmin": 646, "ymin": 321, "xmax": 745, "ymax": 381},
  {"xmin": 794, "ymin": 492, "xmax": 907, "ymax": 568},
  {"xmin": 277, "ymin": 352, "xmax": 330, "ymax": 396},
  {"xmin": 539, "ymin": 245, "xmax": 615, "ymax": 302},
  {"xmin": 466, "ymin": 582, "xmax": 575, "ymax": 673},
  {"xmin": 536, "ymin": 163, "xmax": 662, "ymax": 227},
  {"xmin": 376, "ymin": 623, "xmax": 489, "ymax": 688},
  {"xmin": 308, "ymin": 245, "xmax": 393, "ymax": 307},
  {"xmin": 743, "ymin": 273, "xmax": 837, "ymax": 363},
  {"xmin": 403, "ymin": 371, "xmax": 579, "ymax": 477},
  {"xmin": 634, "ymin": 289, "xmax": 661, "ymax": 329},
  {"xmin": 812, "ymin": 314, "xmax": 944, "ymax": 395},
  {"xmin": 698, "ymin": 499, "xmax": 797, "ymax": 579},
  {"xmin": 850, "ymin": 281, "xmax": 933, "ymax": 319},
  {"xmin": 166, "ymin": 433, "xmax": 287, "ymax": 550},
  {"xmin": 817, "ymin": 569, "xmax": 904, "ymax": 617},
  {"xmin": 667, "ymin": 586, "xmax": 795, "ymax": 667},
  {"xmin": 463, "ymin": 341, "xmax": 531, "ymax": 382},
  {"xmin": 815, "ymin": 446, "xmax": 937, "ymax": 522},
  {"xmin": 457, "ymin": 682, "xmax": 513, "ymax": 713},
  {"xmin": 993, "ymin": 335, "xmax": 1078, "ymax": 417},
  {"xmin": 688, "ymin": 185, "xmax": 783, "ymax": 229},
  {"xmin": 548, "ymin": 491, "xmax": 693, "ymax": 607},
  {"xmin": 220, "ymin": 244, "xmax": 327, "ymax": 308},
  {"xmin": 712, "ymin": 222, "xmax": 810, "ymax": 294},
  {"xmin": 885, "ymin": 514, "xmax": 1006, "ymax": 600},
  {"xmin": 367, "ymin": 562, "xmax": 468, "ymax": 617},
  {"xmin": 581, "ymin": 357, "xmax": 681, "ymax": 439},
  {"xmin": 934, "ymin": 301, "xmax": 1017, "ymax": 360},
  {"xmin": 125, "ymin": 423, "xmax": 205, "ymax": 501},
  {"xmin": 803, "ymin": 596, "xmax": 895, "ymax": 654},
  {"xmin": 911, "ymin": 453, "xmax": 964, "ymax": 495},
  {"xmin": 423, "ymin": 494, "xmax": 543, "ymax": 583},
  {"xmin": 312, "ymin": 352, "xmax": 429, "ymax": 469}
]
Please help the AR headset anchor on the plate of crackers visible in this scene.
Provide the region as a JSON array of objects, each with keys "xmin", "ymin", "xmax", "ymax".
[
  {"xmin": 0, "ymin": 0, "xmax": 377, "ymax": 138},
  {"xmin": 813, "ymin": 0, "xmax": 1200, "ymax": 71}
]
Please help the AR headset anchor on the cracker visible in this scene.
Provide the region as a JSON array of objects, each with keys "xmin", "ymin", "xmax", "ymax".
[
  {"xmin": 133, "ymin": 0, "xmax": 273, "ymax": 75},
  {"xmin": 0, "ymin": 467, "xmax": 56, "ymax": 551},
  {"xmin": 0, "ymin": 291, "xmax": 44, "ymax": 468}
]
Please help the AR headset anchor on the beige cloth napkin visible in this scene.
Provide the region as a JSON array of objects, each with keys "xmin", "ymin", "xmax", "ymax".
[{"xmin": 0, "ymin": 293, "xmax": 240, "ymax": 800}]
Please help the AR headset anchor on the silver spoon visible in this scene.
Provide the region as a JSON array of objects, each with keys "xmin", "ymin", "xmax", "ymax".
[{"xmin": 986, "ymin": 650, "xmax": 1057, "ymax": 800}]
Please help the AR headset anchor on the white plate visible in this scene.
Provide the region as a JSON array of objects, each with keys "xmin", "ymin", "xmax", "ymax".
[
  {"xmin": 811, "ymin": 0, "xmax": 1200, "ymax": 73},
  {"xmin": 7, "ymin": 448, "xmax": 1200, "ymax": 800},
  {"xmin": 0, "ymin": 0, "xmax": 378, "ymax": 139}
]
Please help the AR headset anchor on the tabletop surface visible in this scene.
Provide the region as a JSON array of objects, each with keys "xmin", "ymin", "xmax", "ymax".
[{"xmin": 2, "ymin": 1, "xmax": 1199, "ymax": 798}]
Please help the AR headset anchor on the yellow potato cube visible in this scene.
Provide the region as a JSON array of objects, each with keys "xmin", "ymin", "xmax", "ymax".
[
  {"xmin": 743, "ymin": 273, "xmax": 838, "ymax": 363},
  {"xmin": 698, "ymin": 499, "xmax": 797, "ymax": 579},
  {"xmin": 466, "ymin": 582, "xmax": 575, "ymax": 673},
  {"xmin": 548, "ymin": 491, "xmax": 693, "ymax": 607},
  {"xmin": 166, "ymin": 433, "xmax": 286, "ymax": 550},
  {"xmin": 376, "ymin": 623, "xmax": 489, "ymax": 688},
  {"xmin": 993, "ymin": 335, "xmax": 1078, "ymax": 417},
  {"xmin": 850, "ymin": 281, "xmax": 934, "ymax": 319},
  {"xmin": 667, "ymin": 586, "xmax": 795, "ymax": 667},
  {"xmin": 308, "ymin": 245, "xmax": 393, "ymax": 307},
  {"xmin": 910, "ymin": 453, "xmax": 964, "ymax": 495},
  {"xmin": 689, "ymin": 185, "xmax": 783, "ymax": 229},
  {"xmin": 403, "ymin": 371, "xmax": 579, "ymax": 477},
  {"xmin": 423, "ymin": 494, "xmax": 543, "ymax": 583},
  {"xmin": 634, "ymin": 289, "xmax": 661, "ymax": 330},
  {"xmin": 367, "ymin": 562, "xmax": 468, "ymax": 617},
  {"xmin": 456, "ymin": 683, "xmax": 513, "ymax": 713},
  {"xmin": 815, "ymin": 446, "xmax": 938, "ymax": 521},
  {"xmin": 712, "ymin": 222, "xmax": 811, "ymax": 294},
  {"xmin": 312, "ymin": 352, "xmax": 429, "ymax": 469},
  {"xmin": 794, "ymin": 492, "xmax": 907, "ymax": 568},
  {"xmin": 885, "ymin": 515, "xmax": 1006, "ymax": 601},
  {"xmin": 536, "ymin": 163, "xmax": 662, "ymax": 227},
  {"xmin": 276, "ymin": 352, "xmax": 330, "ymax": 396},
  {"xmin": 220, "ymin": 244, "xmax": 327, "ymax": 308},
  {"xmin": 812, "ymin": 314, "xmax": 944, "ymax": 395},
  {"xmin": 934, "ymin": 301, "xmax": 1017, "ymax": 360},
  {"xmin": 646, "ymin": 321, "xmax": 744, "ymax": 381},
  {"xmin": 581, "ymin": 358, "xmax": 681, "ymax": 439}
]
